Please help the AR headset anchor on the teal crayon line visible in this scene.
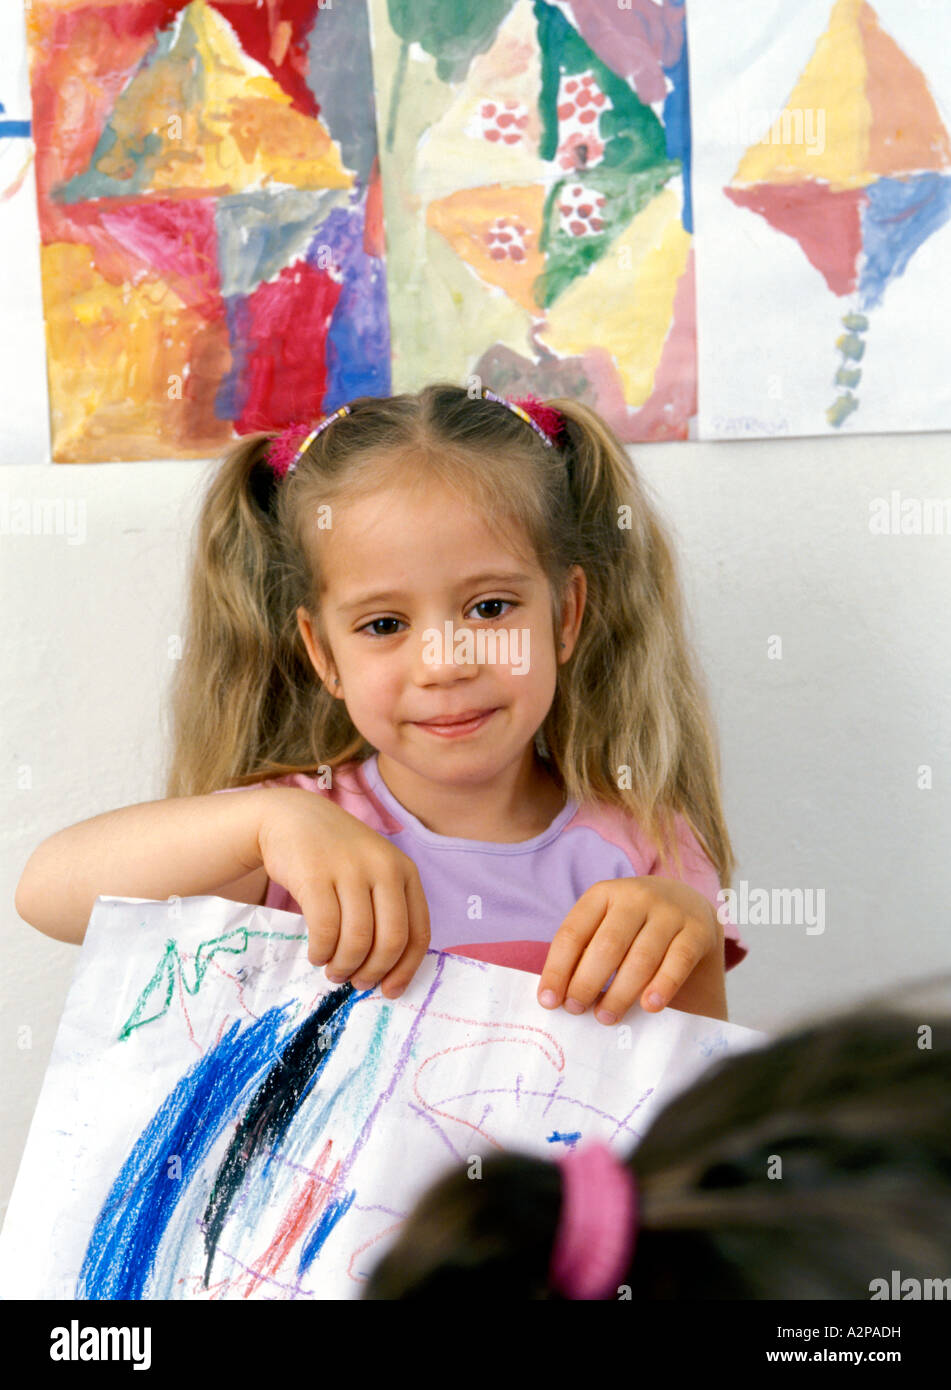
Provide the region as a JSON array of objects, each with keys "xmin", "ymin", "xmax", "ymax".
[{"xmin": 118, "ymin": 928, "xmax": 307, "ymax": 1041}]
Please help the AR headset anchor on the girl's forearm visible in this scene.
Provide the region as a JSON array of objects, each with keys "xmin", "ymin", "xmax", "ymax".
[{"xmin": 14, "ymin": 790, "xmax": 270, "ymax": 945}]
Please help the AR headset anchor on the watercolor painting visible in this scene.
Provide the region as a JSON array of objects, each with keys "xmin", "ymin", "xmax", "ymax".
[
  {"xmin": 368, "ymin": 0, "xmax": 696, "ymax": 443},
  {"xmin": 24, "ymin": 1, "xmax": 390, "ymax": 462},
  {"xmin": 0, "ymin": 6, "xmax": 49, "ymax": 465},
  {"xmin": 0, "ymin": 894, "xmax": 764, "ymax": 1300},
  {"xmin": 689, "ymin": 0, "xmax": 951, "ymax": 440}
]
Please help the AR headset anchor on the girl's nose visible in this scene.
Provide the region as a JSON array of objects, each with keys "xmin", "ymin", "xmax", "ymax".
[{"xmin": 412, "ymin": 625, "xmax": 480, "ymax": 682}]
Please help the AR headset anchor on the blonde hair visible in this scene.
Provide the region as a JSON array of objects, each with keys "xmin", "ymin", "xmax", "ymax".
[{"xmin": 163, "ymin": 383, "xmax": 735, "ymax": 885}]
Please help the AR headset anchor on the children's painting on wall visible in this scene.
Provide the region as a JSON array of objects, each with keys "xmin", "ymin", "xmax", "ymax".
[
  {"xmin": 24, "ymin": 1, "xmax": 390, "ymax": 462},
  {"xmin": 689, "ymin": 0, "xmax": 951, "ymax": 441},
  {"xmin": 0, "ymin": 7, "xmax": 49, "ymax": 466},
  {"xmin": 11, "ymin": 0, "xmax": 951, "ymax": 458},
  {"xmin": 368, "ymin": 0, "xmax": 696, "ymax": 443},
  {"xmin": 0, "ymin": 895, "xmax": 764, "ymax": 1300}
]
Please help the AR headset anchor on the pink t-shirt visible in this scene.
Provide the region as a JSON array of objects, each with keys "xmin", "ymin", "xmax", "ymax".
[{"xmin": 215, "ymin": 752, "xmax": 747, "ymax": 976}]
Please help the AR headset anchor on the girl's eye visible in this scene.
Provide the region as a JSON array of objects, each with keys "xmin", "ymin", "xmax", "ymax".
[
  {"xmin": 469, "ymin": 599, "xmax": 514, "ymax": 621},
  {"xmin": 358, "ymin": 600, "xmax": 515, "ymax": 638},
  {"xmin": 361, "ymin": 617, "xmax": 403, "ymax": 637}
]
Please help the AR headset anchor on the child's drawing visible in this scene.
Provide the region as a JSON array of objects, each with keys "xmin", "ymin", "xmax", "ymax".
[{"xmin": 0, "ymin": 895, "xmax": 764, "ymax": 1300}]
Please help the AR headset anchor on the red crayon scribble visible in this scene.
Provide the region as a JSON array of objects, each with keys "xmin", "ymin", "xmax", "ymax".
[
  {"xmin": 363, "ymin": 991, "xmax": 566, "ymax": 1072},
  {"xmin": 174, "ymin": 957, "xmax": 200, "ymax": 1051},
  {"xmin": 239, "ymin": 1140, "xmax": 339, "ymax": 1297},
  {"xmin": 346, "ymin": 1219, "xmax": 406, "ymax": 1286},
  {"xmin": 412, "ymin": 1035, "xmax": 564, "ymax": 1151},
  {"xmin": 207, "ymin": 956, "xmax": 261, "ymax": 1024}
]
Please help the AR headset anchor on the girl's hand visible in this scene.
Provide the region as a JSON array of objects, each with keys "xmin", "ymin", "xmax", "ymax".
[
  {"xmin": 256, "ymin": 788, "xmax": 431, "ymax": 999},
  {"xmin": 537, "ymin": 876, "xmax": 725, "ymax": 1025}
]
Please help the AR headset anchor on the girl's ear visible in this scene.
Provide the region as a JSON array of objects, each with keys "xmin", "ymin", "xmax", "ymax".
[
  {"xmin": 558, "ymin": 565, "xmax": 587, "ymax": 658},
  {"xmin": 296, "ymin": 607, "xmax": 338, "ymax": 691}
]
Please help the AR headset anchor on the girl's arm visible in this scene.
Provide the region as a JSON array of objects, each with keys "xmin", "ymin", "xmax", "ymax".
[{"xmin": 15, "ymin": 789, "xmax": 273, "ymax": 945}]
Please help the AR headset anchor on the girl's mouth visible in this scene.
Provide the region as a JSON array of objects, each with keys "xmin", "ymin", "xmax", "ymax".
[{"xmin": 412, "ymin": 709, "xmax": 498, "ymax": 738}]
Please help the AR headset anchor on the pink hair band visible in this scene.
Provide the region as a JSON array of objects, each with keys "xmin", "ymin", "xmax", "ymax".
[
  {"xmin": 480, "ymin": 388, "xmax": 566, "ymax": 448},
  {"xmin": 550, "ymin": 1140, "xmax": 638, "ymax": 1299},
  {"xmin": 266, "ymin": 405, "xmax": 353, "ymax": 479}
]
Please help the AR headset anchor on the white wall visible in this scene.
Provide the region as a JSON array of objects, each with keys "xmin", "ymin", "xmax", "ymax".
[{"xmin": 3, "ymin": 432, "xmax": 951, "ymax": 1223}]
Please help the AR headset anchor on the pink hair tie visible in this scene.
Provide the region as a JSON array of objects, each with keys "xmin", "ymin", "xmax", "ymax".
[
  {"xmin": 480, "ymin": 388, "xmax": 566, "ymax": 448},
  {"xmin": 266, "ymin": 405, "xmax": 353, "ymax": 479},
  {"xmin": 549, "ymin": 1140, "xmax": 638, "ymax": 1299}
]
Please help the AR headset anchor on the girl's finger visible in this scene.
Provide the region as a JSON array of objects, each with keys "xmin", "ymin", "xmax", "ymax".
[
  {"xmin": 379, "ymin": 870, "xmax": 431, "ymax": 999},
  {"xmin": 297, "ymin": 877, "xmax": 342, "ymax": 966},
  {"xmin": 566, "ymin": 914, "xmax": 677, "ymax": 1013},
  {"xmin": 324, "ymin": 873, "xmax": 375, "ymax": 981},
  {"xmin": 537, "ymin": 883, "xmax": 616, "ymax": 1007},
  {"xmin": 350, "ymin": 872, "xmax": 410, "ymax": 989},
  {"xmin": 637, "ymin": 929, "xmax": 706, "ymax": 1014}
]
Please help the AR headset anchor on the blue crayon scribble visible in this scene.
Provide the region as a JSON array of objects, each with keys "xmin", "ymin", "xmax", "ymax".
[
  {"xmin": 298, "ymin": 1188, "xmax": 358, "ymax": 1276},
  {"xmin": 547, "ymin": 1130, "xmax": 583, "ymax": 1147},
  {"xmin": 201, "ymin": 984, "xmax": 367, "ymax": 1285},
  {"xmin": 78, "ymin": 1003, "xmax": 298, "ymax": 1299}
]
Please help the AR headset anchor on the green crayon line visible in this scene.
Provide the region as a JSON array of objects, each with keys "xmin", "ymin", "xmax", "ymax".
[{"xmin": 118, "ymin": 927, "xmax": 307, "ymax": 1040}]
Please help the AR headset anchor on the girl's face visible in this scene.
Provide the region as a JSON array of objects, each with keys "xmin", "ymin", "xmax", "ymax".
[{"xmin": 296, "ymin": 477, "xmax": 585, "ymax": 791}]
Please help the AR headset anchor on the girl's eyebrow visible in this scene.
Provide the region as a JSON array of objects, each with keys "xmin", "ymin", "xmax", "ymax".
[{"xmin": 338, "ymin": 572, "xmax": 534, "ymax": 613}]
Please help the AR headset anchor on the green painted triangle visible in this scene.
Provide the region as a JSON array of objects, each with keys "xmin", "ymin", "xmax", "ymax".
[{"xmin": 533, "ymin": 0, "xmax": 679, "ymax": 306}]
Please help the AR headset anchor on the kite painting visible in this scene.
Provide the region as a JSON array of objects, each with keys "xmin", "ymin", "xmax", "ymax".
[
  {"xmin": 690, "ymin": 0, "xmax": 951, "ymax": 440},
  {"xmin": 24, "ymin": 1, "xmax": 389, "ymax": 462},
  {"xmin": 368, "ymin": 0, "xmax": 697, "ymax": 442},
  {"xmin": 0, "ymin": 895, "xmax": 763, "ymax": 1300}
]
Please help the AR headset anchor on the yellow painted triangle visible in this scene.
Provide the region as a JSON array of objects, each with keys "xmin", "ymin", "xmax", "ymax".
[
  {"xmin": 538, "ymin": 186, "xmax": 689, "ymax": 406},
  {"xmin": 85, "ymin": 0, "xmax": 353, "ymax": 195},
  {"xmin": 731, "ymin": 0, "xmax": 872, "ymax": 192}
]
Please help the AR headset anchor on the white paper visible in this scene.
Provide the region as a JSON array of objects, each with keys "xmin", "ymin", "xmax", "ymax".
[{"xmin": 0, "ymin": 894, "xmax": 765, "ymax": 1300}]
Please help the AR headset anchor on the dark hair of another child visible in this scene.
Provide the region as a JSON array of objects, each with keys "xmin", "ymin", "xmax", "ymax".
[{"xmin": 362, "ymin": 982, "xmax": 951, "ymax": 1299}]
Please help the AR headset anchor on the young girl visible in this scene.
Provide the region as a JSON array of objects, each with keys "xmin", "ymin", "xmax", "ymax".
[
  {"xmin": 17, "ymin": 383, "xmax": 745, "ymax": 1027},
  {"xmin": 361, "ymin": 986, "xmax": 951, "ymax": 1300}
]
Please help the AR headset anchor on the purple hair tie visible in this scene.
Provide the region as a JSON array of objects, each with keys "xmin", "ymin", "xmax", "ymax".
[
  {"xmin": 266, "ymin": 405, "xmax": 353, "ymax": 479},
  {"xmin": 549, "ymin": 1140, "xmax": 638, "ymax": 1299}
]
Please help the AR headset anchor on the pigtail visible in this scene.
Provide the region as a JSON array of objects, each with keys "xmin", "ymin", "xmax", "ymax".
[
  {"xmin": 162, "ymin": 432, "xmax": 345, "ymax": 797},
  {"xmin": 362, "ymin": 1153, "xmax": 565, "ymax": 1300},
  {"xmin": 363, "ymin": 983, "xmax": 951, "ymax": 1300},
  {"xmin": 539, "ymin": 396, "xmax": 735, "ymax": 887}
]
